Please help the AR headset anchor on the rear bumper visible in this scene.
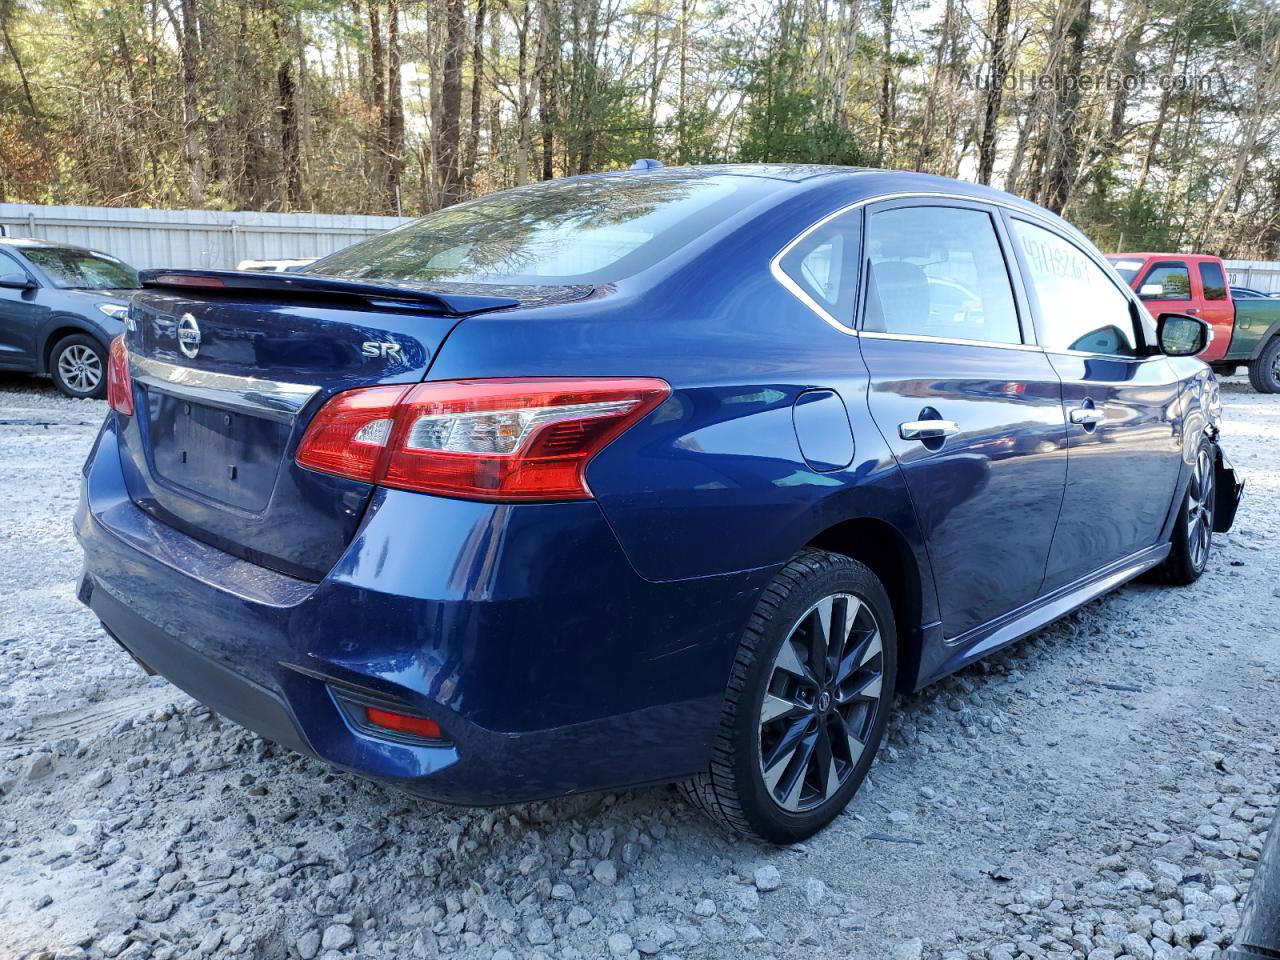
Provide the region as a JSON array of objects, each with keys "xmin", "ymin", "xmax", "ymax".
[{"xmin": 76, "ymin": 417, "xmax": 771, "ymax": 804}]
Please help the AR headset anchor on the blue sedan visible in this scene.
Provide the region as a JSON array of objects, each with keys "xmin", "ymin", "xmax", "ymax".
[{"xmin": 75, "ymin": 165, "xmax": 1242, "ymax": 842}]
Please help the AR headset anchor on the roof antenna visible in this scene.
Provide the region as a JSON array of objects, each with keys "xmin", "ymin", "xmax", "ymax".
[{"xmin": 629, "ymin": 158, "xmax": 664, "ymax": 171}]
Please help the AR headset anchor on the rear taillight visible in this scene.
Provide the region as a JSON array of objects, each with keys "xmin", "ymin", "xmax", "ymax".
[
  {"xmin": 296, "ymin": 378, "xmax": 671, "ymax": 502},
  {"xmin": 107, "ymin": 335, "xmax": 134, "ymax": 416}
]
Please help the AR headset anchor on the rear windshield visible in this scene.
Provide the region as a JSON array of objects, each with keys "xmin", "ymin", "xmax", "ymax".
[
  {"xmin": 307, "ymin": 174, "xmax": 769, "ymax": 285},
  {"xmin": 1105, "ymin": 256, "xmax": 1146, "ymax": 284},
  {"xmin": 23, "ymin": 247, "xmax": 139, "ymax": 289}
]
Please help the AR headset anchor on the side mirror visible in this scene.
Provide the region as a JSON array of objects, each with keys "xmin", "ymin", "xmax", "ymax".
[
  {"xmin": 1138, "ymin": 283, "xmax": 1164, "ymax": 299},
  {"xmin": 1158, "ymin": 313, "xmax": 1209, "ymax": 357},
  {"xmin": 0, "ymin": 271, "xmax": 34, "ymax": 290}
]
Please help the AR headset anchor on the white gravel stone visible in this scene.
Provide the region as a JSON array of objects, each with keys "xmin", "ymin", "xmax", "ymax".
[{"xmin": 752, "ymin": 865, "xmax": 781, "ymax": 892}]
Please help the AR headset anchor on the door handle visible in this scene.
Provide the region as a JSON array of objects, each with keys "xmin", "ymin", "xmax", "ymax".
[
  {"xmin": 1184, "ymin": 308, "xmax": 1199, "ymax": 315},
  {"xmin": 899, "ymin": 419, "xmax": 960, "ymax": 441},
  {"xmin": 1069, "ymin": 407, "xmax": 1106, "ymax": 426}
]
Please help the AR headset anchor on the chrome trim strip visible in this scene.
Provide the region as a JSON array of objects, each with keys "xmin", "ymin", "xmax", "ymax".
[
  {"xmin": 859, "ymin": 330, "xmax": 1044, "ymax": 352},
  {"xmin": 769, "ymin": 188, "xmax": 1131, "ymax": 342},
  {"xmin": 129, "ymin": 355, "xmax": 320, "ymax": 424}
]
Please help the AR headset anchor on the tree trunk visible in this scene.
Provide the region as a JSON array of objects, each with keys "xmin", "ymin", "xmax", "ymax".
[
  {"xmin": 1133, "ymin": 22, "xmax": 1183, "ymax": 199},
  {"xmin": 437, "ymin": 0, "xmax": 465, "ymax": 207},
  {"xmin": 0, "ymin": 12, "xmax": 37, "ymax": 115},
  {"xmin": 915, "ymin": 0, "xmax": 954, "ymax": 172},
  {"xmin": 367, "ymin": 0, "xmax": 386, "ymax": 204},
  {"xmin": 876, "ymin": 0, "xmax": 894, "ymax": 165},
  {"xmin": 463, "ymin": 0, "xmax": 486, "ymax": 191},
  {"xmin": 176, "ymin": 0, "xmax": 206, "ymax": 205},
  {"xmin": 1043, "ymin": 0, "xmax": 1090, "ymax": 213},
  {"xmin": 275, "ymin": 14, "xmax": 302, "ymax": 209},
  {"xmin": 976, "ymin": 0, "xmax": 1011, "ymax": 185},
  {"xmin": 384, "ymin": 0, "xmax": 403, "ymax": 214}
]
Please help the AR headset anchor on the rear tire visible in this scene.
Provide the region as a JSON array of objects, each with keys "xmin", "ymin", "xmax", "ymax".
[
  {"xmin": 49, "ymin": 334, "xmax": 107, "ymax": 399},
  {"xmin": 1247, "ymin": 337, "xmax": 1280, "ymax": 393},
  {"xmin": 682, "ymin": 549, "xmax": 896, "ymax": 843},
  {"xmin": 1149, "ymin": 437, "xmax": 1216, "ymax": 586}
]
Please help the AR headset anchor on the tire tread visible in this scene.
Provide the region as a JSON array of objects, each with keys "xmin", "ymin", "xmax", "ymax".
[{"xmin": 681, "ymin": 549, "xmax": 858, "ymax": 837}]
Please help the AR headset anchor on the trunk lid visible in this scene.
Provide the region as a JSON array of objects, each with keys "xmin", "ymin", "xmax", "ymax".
[{"xmin": 117, "ymin": 271, "xmax": 524, "ymax": 580}]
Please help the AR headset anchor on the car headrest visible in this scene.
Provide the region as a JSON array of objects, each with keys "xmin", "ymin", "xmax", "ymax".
[{"xmin": 865, "ymin": 260, "xmax": 929, "ymax": 334}]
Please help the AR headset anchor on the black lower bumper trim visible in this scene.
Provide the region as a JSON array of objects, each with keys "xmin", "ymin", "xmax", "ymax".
[{"xmin": 89, "ymin": 580, "xmax": 313, "ymax": 757}]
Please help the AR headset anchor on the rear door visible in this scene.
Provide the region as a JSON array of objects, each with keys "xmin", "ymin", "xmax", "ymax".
[
  {"xmin": 1194, "ymin": 260, "xmax": 1234, "ymax": 361},
  {"xmin": 858, "ymin": 199, "xmax": 1068, "ymax": 641},
  {"xmin": 1005, "ymin": 217, "xmax": 1183, "ymax": 591}
]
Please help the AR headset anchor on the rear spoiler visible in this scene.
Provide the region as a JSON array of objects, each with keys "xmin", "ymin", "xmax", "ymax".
[{"xmin": 137, "ymin": 269, "xmax": 521, "ymax": 317}]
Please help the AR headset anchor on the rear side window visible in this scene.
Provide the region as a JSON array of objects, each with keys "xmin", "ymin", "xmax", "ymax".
[
  {"xmin": 1139, "ymin": 262, "xmax": 1192, "ymax": 301},
  {"xmin": 1199, "ymin": 262, "xmax": 1228, "ymax": 301},
  {"xmin": 1012, "ymin": 220, "xmax": 1140, "ymax": 358},
  {"xmin": 862, "ymin": 205, "xmax": 1021, "ymax": 345},
  {"xmin": 777, "ymin": 209, "xmax": 861, "ymax": 325},
  {"xmin": 308, "ymin": 173, "xmax": 771, "ymax": 285}
]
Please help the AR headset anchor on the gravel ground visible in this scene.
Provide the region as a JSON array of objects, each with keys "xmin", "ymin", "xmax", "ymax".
[{"xmin": 0, "ymin": 369, "xmax": 1275, "ymax": 960}]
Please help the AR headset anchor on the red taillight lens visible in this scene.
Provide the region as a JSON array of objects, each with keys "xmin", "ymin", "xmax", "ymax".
[
  {"xmin": 107, "ymin": 335, "xmax": 134, "ymax": 416},
  {"xmin": 294, "ymin": 384, "xmax": 409, "ymax": 483},
  {"xmin": 364, "ymin": 707, "xmax": 442, "ymax": 740},
  {"xmin": 296, "ymin": 377, "xmax": 671, "ymax": 502}
]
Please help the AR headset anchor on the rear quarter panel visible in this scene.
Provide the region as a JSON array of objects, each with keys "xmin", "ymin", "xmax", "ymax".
[{"xmin": 422, "ymin": 181, "xmax": 941, "ymax": 618}]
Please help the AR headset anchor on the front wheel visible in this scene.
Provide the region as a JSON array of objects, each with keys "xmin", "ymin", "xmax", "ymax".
[
  {"xmin": 1149, "ymin": 437, "xmax": 1216, "ymax": 586},
  {"xmin": 1247, "ymin": 337, "xmax": 1280, "ymax": 394},
  {"xmin": 49, "ymin": 334, "xmax": 108, "ymax": 399},
  {"xmin": 682, "ymin": 549, "xmax": 896, "ymax": 843}
]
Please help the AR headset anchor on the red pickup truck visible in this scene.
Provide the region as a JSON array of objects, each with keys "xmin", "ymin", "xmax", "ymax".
[{"xmin": 1108, "ymin": 252, "xmax": 1280, "ymax": 392}]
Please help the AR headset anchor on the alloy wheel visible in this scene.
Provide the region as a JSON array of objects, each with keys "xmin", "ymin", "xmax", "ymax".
[
  {"xmin": 1187, "ymin": 446, "xmax": 1215, "ymax": 570},
  {"xmin": 758, "ymin": 593, "xmax": 884, "ymax": 812},
  {"xmin": 57, "ymin": 344, "xmax": 103, "ymax": 393}
]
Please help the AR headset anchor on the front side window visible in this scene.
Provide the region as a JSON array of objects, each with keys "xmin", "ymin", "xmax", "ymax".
[
  {"xmin": 862, "ymin": 205, "xmax": 1021, "ymax": 345},
  {"xmin": 1199, "ymin": 262, "xmax": 1228, "ymax": 301},
  {"xmin": 1138, "ymin": 262, "xmax": 1192, "ymax": 301},
  {"xmin": 308, "ymin": 173, "xmax": 771, "ymax": 286},
  {"xmin": 22, "ymin": 247, "xmax": 138, "ymax": 289},
  {"xmin": 1012, "ymin": 220, "xmax": 1140, "ymax": 357},
  {"xmin": 777, "ymin": 209, "xmax": 861, "ymax": 325}
]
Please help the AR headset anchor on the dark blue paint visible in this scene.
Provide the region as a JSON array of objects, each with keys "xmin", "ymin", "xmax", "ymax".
[
  {"xmin": 792, "ymin": 389, "xmax": 855, "ymax": 471},
  {"xmin": 76, "ymin": 166, "xmax": 1234, "ymax": 805}
]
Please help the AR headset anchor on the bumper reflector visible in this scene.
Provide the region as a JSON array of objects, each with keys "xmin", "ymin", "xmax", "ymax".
[{"xmin": 364, "ymin": 707, "xmax": 442, "ymax": 740}]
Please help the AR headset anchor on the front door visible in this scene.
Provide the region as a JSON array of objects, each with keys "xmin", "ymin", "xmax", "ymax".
[
  {"xmin": 858, "ymin": 200, "xmax": 1068, "ymax": 640},
  {"xmin": 0, "ymin": 251, "xmax": 44, "ymax": 370},
  {"xmin": 1006, "ymin": 217, "xmax": 1184, "ymax": 591}
]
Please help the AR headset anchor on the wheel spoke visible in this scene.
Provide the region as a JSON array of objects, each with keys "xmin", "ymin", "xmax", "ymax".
[
  {"xmin": 760, "ymin": 692, "xmax": 806, "ymax": 725},
  {"xmin": 832, "ymin": 707, "xmax": 869, "ymax": 767},
  {"xmin": 762, "ymin": 715, "xmax": 811, "ymax": 776},
  {"xmin": 773, "ymin": 637, "xmax": 812, "ymax": 682},
  {"xmin": 835, "ymin": 628, "xmax": 881, "ymax": 686},
  {"xmin": 809, "ymin": 597, "xmax": 834, "ymax": 683},
  {"xmin": 813, "ymin": 719, "xmax": 839, "ymax": 800}
]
